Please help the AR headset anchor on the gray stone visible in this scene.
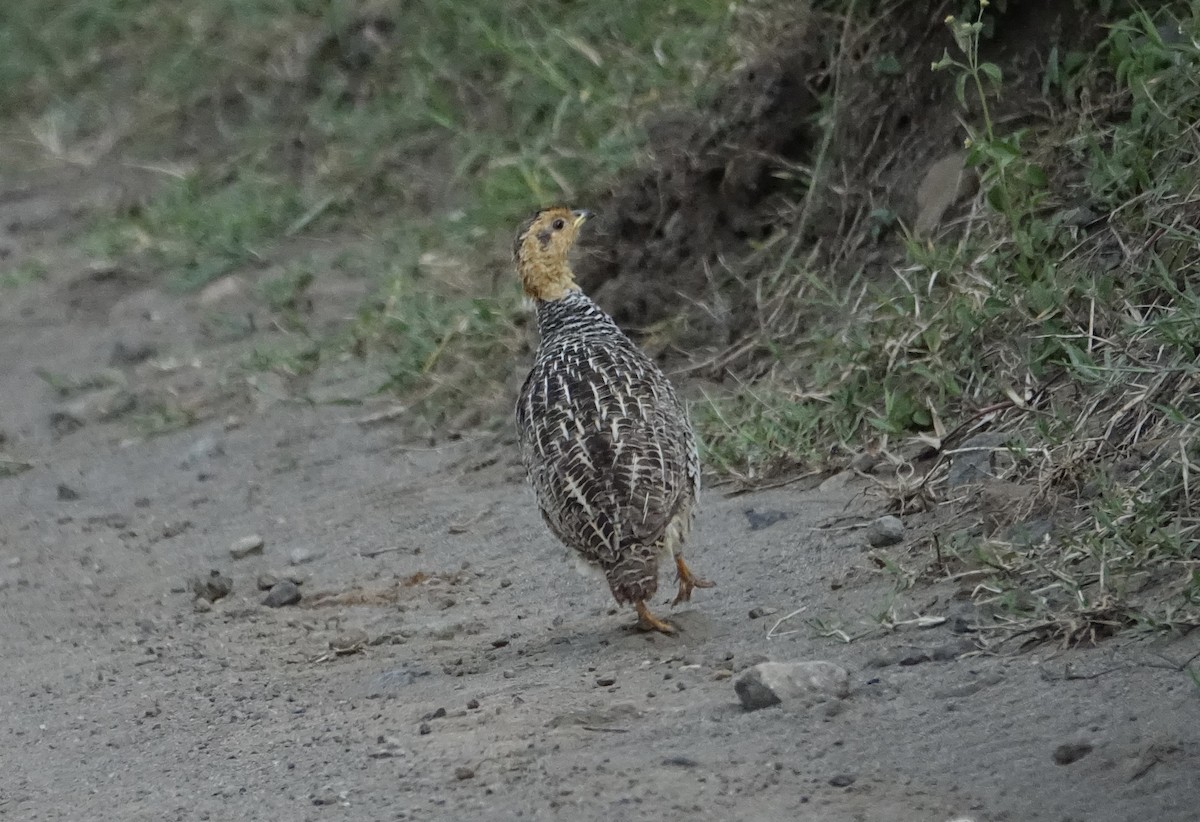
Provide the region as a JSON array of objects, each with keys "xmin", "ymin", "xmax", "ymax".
[
  {"xmin": 190, "ymin": 570, "xmax": 232, "ymax": 602},
  {"xmin": 865, "ymin": 515, "xmax": 904, "ymax": 547},
  {"xmin": 914, "ymin": 151, "xmax": 976, "ymax": 235},
  {"xmin": 288, "ymin": 547, "xmax": 321, "ymax": 566},
  {"xmin": 262, "ymin": 579, "xmax": 301, "ymax": 607},
  {"xmin": 256, "ymin": 572, "xmax": 279, "ymax": 591},
  {"xmin": 947, "ymin": 432, "xmax": 1008, "ymax": 487},
  {"xmin": 372, "ymin": 666, "xmax": 431, "ymax": 694},
  {"xmin": 818, "ymin": 470, "xmax": 855, "ymax": 492},
  {"xmin": 1053, "ymin": 742, "xmax": 1093, "ymax": 765},
  {"xmin": 1004, "ymin": 518, "xmax": 1054, "ymax": 546},
  {"xmin": 1058, "ymin": 206, "xmax": 1100, "ymax": 227},
  {"xmin": 56, "ymin": 483, "xmax": 81, "ymax": 501},
  {"xmin": 50, "ymin": 388, "xmax": 136, "ymax": 435},
  {"xmin": 734, "ymin": 661, "xmax": 850, "ymax": 711},
  {"xmin": 744, "ymin": 508, "xmax": 789, "ymax": 531},
  {"xmin": 330, "ymin": 628, "xmax": 368, "ymax": 654},
  {"xmin": 663, "ymin": 756, "xmax": 699, "ymax": 768},
  {"xmin": 946, "ymin": 601, "xmax": 982, "ymax": 634},
  {"xmin": 229, "ymin": 534, "xmax": 265, "ymax": 560}
]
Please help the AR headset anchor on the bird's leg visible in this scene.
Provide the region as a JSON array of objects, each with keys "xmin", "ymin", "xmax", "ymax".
[
  {"xmin": 672, "ymin": 553, "xmax": 715, "ymax": 606},
  {"xmin": 635, "ymin": 599, "xmax": 676, "ymax": 634}
]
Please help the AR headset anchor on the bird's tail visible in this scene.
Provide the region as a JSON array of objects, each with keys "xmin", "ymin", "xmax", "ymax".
[{"xmin": 604, "ymin": 544, "xmax": 659, "ymax": 605}]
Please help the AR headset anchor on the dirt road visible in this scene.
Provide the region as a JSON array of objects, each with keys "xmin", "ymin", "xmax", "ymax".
[{"xmin": 1, "ymin": 167, "xmax": 1196, "ymax": 822}]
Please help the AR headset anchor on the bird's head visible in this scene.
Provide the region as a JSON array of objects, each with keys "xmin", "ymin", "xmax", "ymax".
[{"xmin": 513, "ymin": 206, "xmax": 593, "ymax": 301}]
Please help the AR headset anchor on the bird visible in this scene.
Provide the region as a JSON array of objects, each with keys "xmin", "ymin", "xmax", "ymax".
[{"xmin": 513, "ymin": 205, "xmax": 714, "ymax": 634}]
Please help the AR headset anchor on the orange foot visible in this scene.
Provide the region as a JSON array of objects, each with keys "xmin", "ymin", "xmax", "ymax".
[
  {"xmin": 672, "ymin": 553, "xmax": 715, "ymax": 606},
  {"xmin": 635, "ymin": 599, "xmax": 676, "ymax": 634}
]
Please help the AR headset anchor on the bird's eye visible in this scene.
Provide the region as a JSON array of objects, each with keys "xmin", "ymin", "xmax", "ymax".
[{"xmin": 552, "ymin": 218, "xmax": 565, "ymax": 230}]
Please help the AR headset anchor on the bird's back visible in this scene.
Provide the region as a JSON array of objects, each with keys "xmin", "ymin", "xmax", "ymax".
[{"xmin": 516, "ymin": 292, "xmax": 698, "ymax": 570}]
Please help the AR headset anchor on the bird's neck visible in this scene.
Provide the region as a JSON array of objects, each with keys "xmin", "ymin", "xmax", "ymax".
[
  {"xmin": 535, "ymin": 290, "xmax": 616, "ymax": 341},
  {"xmin": 519, "ymin": 256, "xmax": 579, "ymax": 302}
]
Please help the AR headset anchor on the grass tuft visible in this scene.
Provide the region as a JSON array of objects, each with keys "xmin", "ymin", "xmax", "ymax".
[{"xmin": 696, "ymin": 1, "xmax": 1200, "ymax": 640}]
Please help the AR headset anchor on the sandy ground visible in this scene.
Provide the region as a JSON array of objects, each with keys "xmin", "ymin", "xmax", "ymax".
[{"xmin": 1, "ymin": 166, "xmax": 1198, "ymax": 822}]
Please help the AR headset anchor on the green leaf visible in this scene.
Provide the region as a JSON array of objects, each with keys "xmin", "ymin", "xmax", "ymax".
[
  {"xmin": 986, "ymin": 184, "xmax": 1009, "ymax": 213},
  {"xmin": 980, "ymin": 62, "xmax": 1003, "ymax": 89},
  {"xmin": 954, "ymin": 72, "xmax": 968, "ymax": 107}
]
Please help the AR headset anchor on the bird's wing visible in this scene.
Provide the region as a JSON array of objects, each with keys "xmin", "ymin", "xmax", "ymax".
[{"xmin": 517, "ymin": 342, "xmax": 693, "ymax": 566}]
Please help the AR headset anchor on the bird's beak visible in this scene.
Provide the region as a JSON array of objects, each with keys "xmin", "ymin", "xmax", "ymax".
[{"xmin": 572, "ymin": 209, "xmax": 594, "ymax": 227}]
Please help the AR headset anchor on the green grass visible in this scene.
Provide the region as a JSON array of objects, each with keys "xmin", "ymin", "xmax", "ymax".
[
  {"xmin": 91, "ymin": 173, "xmax": 309, "ymax": 291},
  {"xmin": 4, "ymin": 0, "xmax": 738, "ymax": 263},
  {"xmin": 5, "ymin": 0, "xmax": 1196, "ymax": 639},
  {"xmin": 700, "ymin": 2, "xmax": 1200, "ymax": 472},
  {"xmin": 695, "ymin": 1, "xmax": 1200, "ymax": 639},
  {"xmin": 2, "ymin": 0, "xmax": 741, "ymax": 421}
]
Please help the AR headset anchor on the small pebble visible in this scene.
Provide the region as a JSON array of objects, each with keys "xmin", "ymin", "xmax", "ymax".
[
  {"xmin": 56, "ymin": 483, "xmax": 81, "ymax": 501},
  {"xmin": 734, "ymin": 660, "xmax": 850, "ymax": 711},
  {"xmin": 288, "ymin": 547, "xmax": 321, "ymax": 566},
  {"xmin": 419, "ymin": 722, "xmax": 432, "ymax": 735},
  {"xmin": 330, "ymin": 628, "xmax": 368, "ymax": 653},
  {"xmin": 595, "ymin": 676, "xmax": 616, "ymax": 687},
  {"xmin": 262, "ymin": 579, "xmax": 301, "ymax": 608},
  {"xmin": 663, "ymin": 756, "xmax": 699, "ymax": 768},
  {"xmin": 829, "ymin": 774, "xmax": 856, "ymax": 788},
  {"xmin": 467, "ymin": 699, "xmax": 480, "ymax": 710},
  {"xmin": 744, "ymin": 508, "xmax": 789, "ymax": 530},
  {"xmin": 1053, "ymin": 742, "xmax": 1093, "ymax": 765},
  {"xmin": 229, "ymin": 535, "xmax": 265, "ymax": 560},
  {"xmin": 256, "ymin": 573, "xmax": 279, "ymax": 591},
  {"xmin": 190, "ymin": 570, "xmax": 232, "ymax": 603},
  {"xmin": 866, "ymin": 515, "xmax": 905, "ymax": 547},
  {"xmin": 454, "ymin": 766, "xmax": 475, "ymax": 780}
]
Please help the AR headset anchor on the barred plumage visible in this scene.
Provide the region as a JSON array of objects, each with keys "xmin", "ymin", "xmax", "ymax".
[{"xmin": 513, "ymin": 206, "xmax": 712, "ymax": 634}]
